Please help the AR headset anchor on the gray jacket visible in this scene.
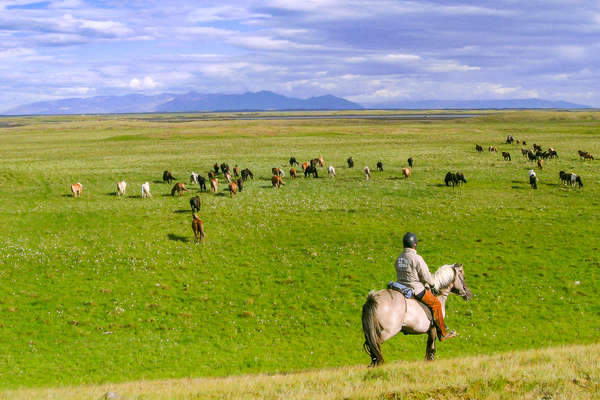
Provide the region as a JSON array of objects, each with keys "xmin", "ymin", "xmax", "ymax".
[{"xmin": 395, "ymin": 248, "xmax": 435, "ymax": 294}]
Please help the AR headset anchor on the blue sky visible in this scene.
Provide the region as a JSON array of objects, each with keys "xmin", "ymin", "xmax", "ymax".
[{"xmin": 1, "ymin": 0, "xmax": 599, "ymax": 110}]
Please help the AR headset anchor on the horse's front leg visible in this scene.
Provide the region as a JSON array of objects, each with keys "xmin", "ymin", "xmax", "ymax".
[{"xmin": 425, "ymin": 327, "xmax": 437, "ymax": 361}]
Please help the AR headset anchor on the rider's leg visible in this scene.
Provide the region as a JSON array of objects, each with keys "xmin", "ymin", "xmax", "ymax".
[{"xmin": 415, "ymin": 290, "xmax": 456, "ymax": 341}]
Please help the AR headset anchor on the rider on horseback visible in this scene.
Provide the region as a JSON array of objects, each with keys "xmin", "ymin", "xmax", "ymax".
[{"xmin": 395, "ymin": 232, "xmax": 456, "ymax": 341}]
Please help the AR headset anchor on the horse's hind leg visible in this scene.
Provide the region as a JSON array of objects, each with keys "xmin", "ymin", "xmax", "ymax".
[{"xmin": 425, "ymin": 327, "xmax": 437, "ymax": 361}]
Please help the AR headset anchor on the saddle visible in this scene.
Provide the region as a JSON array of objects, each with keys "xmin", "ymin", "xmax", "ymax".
[{"xmin": 387, "ymin": 281, "xmax": 413, "ymax": 298}]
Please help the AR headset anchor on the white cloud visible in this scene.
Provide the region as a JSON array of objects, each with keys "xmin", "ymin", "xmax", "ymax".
[{"xmin": 129, "ymin": 76, "xmax": 158, "ymax": 90}]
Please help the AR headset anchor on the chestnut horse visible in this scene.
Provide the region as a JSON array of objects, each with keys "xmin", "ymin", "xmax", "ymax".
[
  {"xmin": 192, "ymin": 213, "xmax": 205, "ymax": 243},
  {"xmin": 362, "ymin": 263, "xmax": 471, "ymax": 365}
]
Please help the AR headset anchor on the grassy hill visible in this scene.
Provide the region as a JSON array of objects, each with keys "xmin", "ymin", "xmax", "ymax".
[
  {"xmin": 4, "ymin": 343, "xmax": 599, "ymax": 399},
  {"xmin": 0, "ymin": 111, "xmax": 598, "ymax": 388}
]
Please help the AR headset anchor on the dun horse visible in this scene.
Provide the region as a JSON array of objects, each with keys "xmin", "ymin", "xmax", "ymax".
[{"xmin": 362, "ymin": 263, "xmax": 471, "ymax": 365}]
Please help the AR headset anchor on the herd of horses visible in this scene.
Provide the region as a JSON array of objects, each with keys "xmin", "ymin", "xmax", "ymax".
[{"xmin": 475, "ymin": 135, "xmax": 591, "ymax": 190}]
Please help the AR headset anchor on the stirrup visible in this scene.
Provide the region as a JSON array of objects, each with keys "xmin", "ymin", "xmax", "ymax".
[{"xmin": 440, "ymin": 330, "xmax": 456, "ymax": 341}]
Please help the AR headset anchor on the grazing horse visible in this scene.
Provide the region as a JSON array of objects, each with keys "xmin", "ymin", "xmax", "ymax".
[
  {"xmin": 233, "ymin": 165, "xmax": 240, "ymax": 178},
  {"xmin": 559, "ymin": 171, "xmax": 569, "ymax": 185},
  {"xmin": 228, "ymin": 181, "xmax": 238, "ymax": 197},
  {"xmin": 289, "ymin": 157, "xmax": 299, "ymax": 166},
  {"xmin": 197, "ymin": 176, "xmax": 207, "ymax": 191},
  {"xmin": 192, "ymin": 213, "xmax": 205, "ymax": 243},
  {"xmin": 376, "ymin": 161, "xmax": 383, "ymax": 172},
  {"xmin": 213, "ymin": 163, "xmax": 220, "ymax": 175},
  {"xmin": 224, "ymin": 171, "xmax": 232, "ymax": 183},
  {"xmin": 141, "ymin": 182, "xmax": 151, "ymax": 198},
  {"xmin": 163, "ymin": 171, "xmax": 175, "ymax": 185},
  {"xmin": 290, "ymin": 167, "xmax": 297, "ymax": 179},
  {"xmin": 241, "ymin": 168, "xmax": 254, "ymax": 181},
  {"xmin": 189, "ymin": 196, "xmax": 201, "ymax": 213},
  {"xmin": 210, "ymin": 178, "xmax": 218, "ymax": 193},
  {"xmin": 475, "ymin": 144, "xmax": 483, "ymax": 152},
  {"xmin": 488, "ymin": 146, "xmax": 497, "ymax": 152},
  {"xmin": 408, "ymin": 157, "xmax": 414, "ymax": 168},
  {"xmin": 582, "ymin": 152, "xmax": 594, "ymax": 160},
  {"xmin": 364, "ymin": 166, "xmax": 371, "ymax": 181},
  {"xmin": 533, "ymin": 143, "xmax": 542, "ymax": 152},
  {"xmin": 362, "ymin": 263, "xmax": 471, "ymax": 364},
  {"xmin": 529, "ymin": 170, "xmax": 538, "ymax": 189},
  {"xmin": 506, "ymin": 135, "xmax": 514, "ymax": 144},
  {"xmin": 402, "ymin": 167, "xmax": 411, "ymax": 179},
  {"xmin": 71, "ymin": 183, "xmax": 83, "ymax": 197},
  {"xmin": 190, "ymin": 172, "xmax": 199, "ymax": 184},
  {"xmin": 328, "ymin": 166, "xmax": 336, "ymax": 178},
  {"xmin": 318, "ymin": 156, "xmax": 324, "ymax": 167},
  {"xmin": 347, "ymin": 157, "xmax": 354, "ymax": 168},
  {"xmin": 570, "ymin": 173, "xmax": 583, "ymax": 188},
  {"xmin": 302, "ymin": 161, "xmax": 310, "ymax": 173},
  {"xmin": 304, "ymin": 165, "xmax": 318, "ymax": 178},
  {"xmin": 116, "ymin": 181, "xmax": 127, "ymax": 197},
  {"xmin": 271, "ymin": 175, "xmax": 284, "ymax": 188},
  {"xmin": 220, "ymin": 163, "xmax": 230, "ymax": 174},
  {"xmin": 527, "ymin": 150, "xmax": 537, "ymax": 162},
  {"xmin": 236, "ymin": 178, "xmax": 243, "ymax": 192},
  {"xmin": 502, "ymin": 152, "xmax": 511, "ymax": 161},
  {"xmin": 537, "ymin": 159, "xmax": 543, "ymax": 169},
  {"xmin": 208, "ymin": 171, "xmax": 215, "ymax": 180},
  {"xmin": 444, "ymin": 172, "xmax": 466, "ymax": 187},
  {"xmin": 171, "ymin": 182, "xmax": 188, "ymax": 197},
  {"xmin": 310, "ymin": 158, "xmax": 319, "ymax": 168},
  {"xmin": 521, "ymin": 148, "xmax": 528, "ymax": 157},
  {"xmin": 272, "ymin": 167, "xmax": 283, "ymax": 177}
]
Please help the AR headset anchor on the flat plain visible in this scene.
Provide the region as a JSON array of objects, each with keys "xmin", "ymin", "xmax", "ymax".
[{"xmin": 0, "ymin": 111, "xmax": 598, "ymax": 392}]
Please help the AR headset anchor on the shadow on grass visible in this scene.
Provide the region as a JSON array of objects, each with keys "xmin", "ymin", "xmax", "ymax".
[
  {"xmin": 174, "ymin": 209, "xmax": 191, "ymax": 214},
  {"xmin": 387, "ymin": 177, "xmax": 408, "ymax": 180},
  {"xmin": 167, "ymin": 233, "xmax": 190, "ymax": 243},
  {"xmin": 129, "ymin": 194, "xmax": 142, "ymax": 199},
  {"xmin": 215, "ymin": 192, "xmax": 226, "ymax": 197},
  {"xmin": 153, "ymin": 180, "xmax": 163, "ymax": 184},
  {"xmin": 428, "ymin": 183, "xmax": 447, "ymax": 187}
]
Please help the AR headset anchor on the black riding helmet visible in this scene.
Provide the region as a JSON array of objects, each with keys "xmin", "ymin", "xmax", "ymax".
[{"xmin": 403, "ymin": 232, "xmax": 418, "ymax": 248}]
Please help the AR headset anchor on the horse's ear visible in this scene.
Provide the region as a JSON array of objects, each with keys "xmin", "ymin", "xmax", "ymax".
[{"xmin": 453, "ymin": 263, "xmax": 463, "ymax": 269}]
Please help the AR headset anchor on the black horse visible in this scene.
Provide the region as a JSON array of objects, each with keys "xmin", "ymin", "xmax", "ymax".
[
  {"xmin": 163, "ymin": 170, "xmax": 176, "ymax": 184},
  {"xmin": 347, "ymin": 157, "xmax": 354, "ymax": 168},
  {"xmin": 190, "ymin": 196, "xmax": 201, "ymax": 213},
  {"xmin": 289, "ymin": 157, "xmax": 299, "ymax": 166},
  {"xmin": 444, "ymin": 171, "xmax": 467, "ymax": 187},
  {"xmin": 197, "ymin": 175, "xmax": 207, "ymax": 191},
  {"xmin": 376, "ymin": 161, "xmax": 383, "ymax": 171},
  {"xmin": 236, "ymin": 178, "xmax": 244, "ymax": 192},
  {"xmin": 220, "ymin": 163, "xmax": 230, "ymax": 174},
  {"xmin": 304, "ymin": 165, "xmax": 318, "ymax": 178},
  {"xmin": 241, "ymin": 168, "xmax": 254, "ymax": 181},
  {"xmin": 408, "ymin": 157, "xmax": 413, "ymax": 168}
]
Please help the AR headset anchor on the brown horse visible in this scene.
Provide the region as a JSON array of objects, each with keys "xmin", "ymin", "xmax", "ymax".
[
  {"xmin": 290, "ymin": 167, "xmax": 297, "ymax": 178},
  {"xmin": 362, "ymin": 263, "xmax": 471, "ymax": 365},
  {"xmin": 537, "ymin": 159, "xmax": 543, "ymax": 169},
  {"xmin": 192, "ymin": 213, "xmax": 205, "ymax": 243},
  {"xmin": 402, "ymin": 167, "xmax": 411, "ymax": 179},
  {"xmin": 171, "ymin": 182, "xmax": 188, "ymax": 196},
  {"xmin": 228, "ymin": 181, "xmax": 238, "ymax": 197},
  {"xmin": 271, "ymin": 175, "xmax": 284, "ymax": 188},
  {"xmin": 71, "ymin": 183, "xmax": 82, "ymax": 197},
  {"xmin": 502, "ymin": 152, "xmax": 511, "ymax": 161},
  {"xmin": 210, "ymin": 178, "xmax": 218, "ymax": 193},
  {"xmin": 301, "ymin": 161, "xmax": 309, "ymax": 173}
]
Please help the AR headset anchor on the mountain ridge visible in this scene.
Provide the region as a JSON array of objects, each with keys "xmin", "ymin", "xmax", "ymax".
[{"xmin": 2, "ymin": 91, "xmax": 591, "ymax": 115}]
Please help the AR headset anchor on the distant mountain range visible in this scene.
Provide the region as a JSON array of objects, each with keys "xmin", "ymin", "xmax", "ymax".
[
  {"xmin": 1, "ymin": 91, "xmax": 591, "ymax": 115},
  {"xmin": 3, "ymin": 91, "xmax": 360, "ymax": 115}
]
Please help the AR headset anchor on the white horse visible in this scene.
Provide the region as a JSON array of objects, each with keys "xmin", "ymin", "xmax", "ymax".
[
  {"xmin": 364, "ymin": 166, "xmax": 371, "ymax": 180},
  {"xmin": 362, "ymin": 263, "xmax": 472, "ymax": 364},
  {"xmin": 116, "ymin": 180, "xmax": 127, "ymax": 197},
  {"xmin": 328, "ymin": 165, "xmax": 336, "ymax": 178},
  {"xmin": 190, "ymin": 172, "xmax": 199, "ymax": 184},
  {"xmin": 141, "ymin": 182, "xmax": 151, "ymax": 198}
]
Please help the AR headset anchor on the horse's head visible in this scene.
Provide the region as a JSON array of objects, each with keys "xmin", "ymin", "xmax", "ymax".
[{"xmin": 450, "ymin": 263, "xmax": 472, "ymax": 301}]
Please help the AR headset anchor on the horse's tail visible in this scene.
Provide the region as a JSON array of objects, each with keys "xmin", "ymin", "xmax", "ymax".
[{"xmin": 362, "ymin": 290, "xmax": 384, "ymax": 366}]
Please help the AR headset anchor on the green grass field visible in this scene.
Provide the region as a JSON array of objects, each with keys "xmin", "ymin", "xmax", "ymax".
[{"xmin": 0, "ymin": 111, "xmax": 598, "ymax": 389}]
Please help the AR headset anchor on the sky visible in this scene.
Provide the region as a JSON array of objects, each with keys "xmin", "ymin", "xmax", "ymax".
[{"xmin": 1, "ymin": 0, "xmax": 600, "ymax": 111}]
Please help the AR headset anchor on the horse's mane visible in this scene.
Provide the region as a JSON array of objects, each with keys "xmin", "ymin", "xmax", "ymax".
[{"xmin": 432, "ymin": 264, "xmax": 455, "ymax": 291}]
